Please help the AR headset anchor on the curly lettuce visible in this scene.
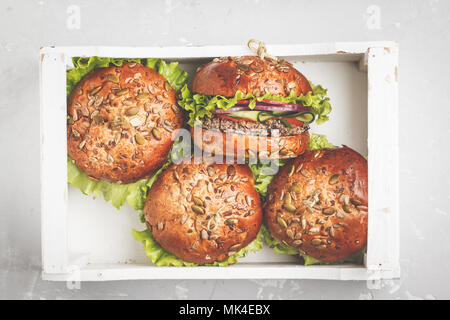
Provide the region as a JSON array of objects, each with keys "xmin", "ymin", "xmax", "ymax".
[
  {"xmin": 261, "ymin": 224, "xmax": 298, "ymax": 255},
  {"xmin": 262, "ymin": 224, "xmax": 365, "ymax": 265},
  {"xmin": 67, "ymin": 156, "xmax": 149, "ymax": 210},
  {"xmin": 178, "ymin": 82, "xmax": 332, "ymax": 127},
  {"xmin": 308, "ymin": 133, "xmax": 336, "ymax": 151},
  {"xmin": 248, "ymin": 133, "xmax": 335, "ymax": 200},
  {"xmin": 67, "ymin": 56, "xmax": 188, "ymax": 96},
  {"xmin": 68, "ymin": 135, "xmax": 182, "ymax": 211},
  {"xmin": 66, "ymin": 56, "xmax": 188, "ymax": 210},
  {"xmin": 248, "ymin": 159, "xmax": 288, "ymax": 199},
  {"xmin": 133, "ymin": 227, "xmax": 264, "ymax": 267}
]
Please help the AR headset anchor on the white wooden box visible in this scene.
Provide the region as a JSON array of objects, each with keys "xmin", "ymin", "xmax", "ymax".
[{"xmin": 40, "ymin": 42, "xmax": 400, "ymax": 281}]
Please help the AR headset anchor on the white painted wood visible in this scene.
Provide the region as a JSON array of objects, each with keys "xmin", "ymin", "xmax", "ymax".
[
  {"xmin": 366, "ymin": 46, "xmax": 400, "ymax": 273},
  {"xmin": 358, "ymin": 51, "xmax": 369, "ymax": 72},
  {"xmin": 40, "ymin": 42, "xmax": 400, "ymax": 281},
  {"xmin": 40, "ymin": 41, "xmax": 397, "ymax": 60},
  {"xmin": 42, "ymin": 263, "xmax": 400, "ymax": 281},
  {"xmin": 40, "ymin": 52, "xmax": 69, "ymax": 274}
]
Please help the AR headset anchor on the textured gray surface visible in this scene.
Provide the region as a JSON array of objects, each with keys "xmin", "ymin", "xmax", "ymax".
[{"xmin": 1, "ymin": 0, "xmax": 449, "ymax": 300}]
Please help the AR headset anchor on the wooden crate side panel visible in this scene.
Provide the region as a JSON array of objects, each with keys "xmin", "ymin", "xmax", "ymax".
[
  {"xmin": 366, "ymin": 46, "xmax": 400, "ymax": 274},
  {"xmin": 40, "ymin": 52, "xmax": 69, "ymax": 273}
]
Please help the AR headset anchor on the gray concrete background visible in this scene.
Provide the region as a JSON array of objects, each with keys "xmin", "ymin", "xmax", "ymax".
[{"xmin": 1, "ymin": 0, "xmax": 449, "ymax": 300}]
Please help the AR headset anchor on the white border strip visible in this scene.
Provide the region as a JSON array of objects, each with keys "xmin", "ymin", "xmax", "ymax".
[
  {"xmin": 366, "ymin": 47, "xmax": 400, "ymax": 272},
  {"xmin": 40, "ymin": 52, "xmax": 69, "ymax": 274},
  {"xmin": 43, "ymin": 264, "xmax": 400, "ymax": 281},
  {"xmin": 40, "ymin": 41, "xmax": 397, "ymax": 59}
]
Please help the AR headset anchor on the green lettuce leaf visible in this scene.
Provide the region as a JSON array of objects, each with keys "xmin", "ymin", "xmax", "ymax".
[
  {"xmin": 68, "ymin": 134, "xmax": 185, "ymax": 211},
  {"xmin": 67, "ymin": 56, "xmax": 188, "ymax": 96},
  {"xmin": 248, "ymin": 159, "xmax": 288, "ymax": 199},
  {"xmin": 248, "ymin": 134, "xmax": 334, "ymax": 199},
  {"xmin": 66, "ymin": 56, "xmax": 188, "ymax": 210},
  {"xmin": 147, "ymin": 58, "xmax": 190, "ymax": 92},
  {"xmin": 308, "ymin": 133, "xmax": 336, "ymax": 151},
  {"xmin": 133, "ymin": 227, "xmax": 264, "ymax": 267},
  {"xmin": 261, "ymin": 224, "xmax": 298, "ymax": 255},
  {"xmin": 67, "ymin": 156, "xmax": 149, "ymax": 210},
  {"xmin": 249, "ymin": 133, "xmax": 335, "ymax": 199},
  {"xmin": 178, "ymin": 82, "xmax": 332, "ymax": 126},
  {"xmin": 262, "ymin": 224, "xmax": 365, "ymax": 265}
]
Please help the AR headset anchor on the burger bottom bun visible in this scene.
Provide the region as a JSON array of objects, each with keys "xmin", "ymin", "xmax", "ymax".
[{"xmin": 190, "ymin": 126, "xmax": 310, "ymax": 160}]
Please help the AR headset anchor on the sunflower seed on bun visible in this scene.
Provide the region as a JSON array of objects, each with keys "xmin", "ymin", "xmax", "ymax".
[
  {"xmin": 264, "ymin": 146, "xmax": 368, "ymax": 262},
  {"xmin": 67, "ymin": 62, "xmax": 184, "ymax": 183},
  {"xmin": 144, "ymin": 160, "xmax": 262, "ymax": 264},
  {"xmin": 185, "ymin": 56, "xmax": 316, "ymax": 159}
]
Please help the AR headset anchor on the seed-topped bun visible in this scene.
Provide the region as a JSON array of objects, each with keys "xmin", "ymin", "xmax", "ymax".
[
  {"xmin": 264, "ymin": 146, "xmax": 368, "ymax": 262},
  {"xmin": 192, "ymin": 56, "xmax": 312, "ymax": 97},
  {"xmin": 144, "ymin": 161, "xmax": 262, "ymax": 264},
  {"xmin": 67, "ymin": 62, "xmax": 184, "ymax": 183}
]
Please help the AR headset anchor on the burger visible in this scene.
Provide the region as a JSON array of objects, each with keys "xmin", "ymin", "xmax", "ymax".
[
  {"xmin": 133, "ymin": 160, "xmax": 263, "ymax": 265},
  {"xmin": 263, "ymin": 146, "xmax": 368, "ymax": 263},
  {"xmin": 66, "ymin": 57, "xmax": 188, "ymax": 210},
  {"xmin": 178, "ymin": 56, "xmax": 332, "ymax": 159}
]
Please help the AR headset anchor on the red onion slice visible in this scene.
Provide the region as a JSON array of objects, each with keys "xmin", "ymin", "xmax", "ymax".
[
  {"xmin": 213, "ymin": 106, "xmax": 251, "ymax": 114},
  {"xmin": 259, "ymin": 99, "xmax": 293, "ymax": 105},
  {"xmin": 253, "ymin": 104, "xmax": 311, "ymax": 112},
  {"xmin": 213, "ymin": 100, "xmax": 311, "ymax": 114}
]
